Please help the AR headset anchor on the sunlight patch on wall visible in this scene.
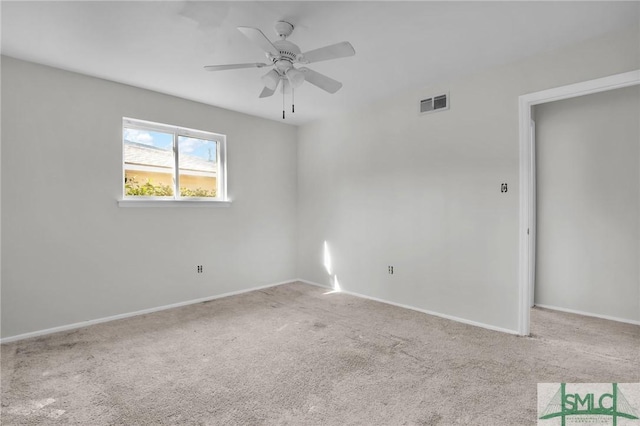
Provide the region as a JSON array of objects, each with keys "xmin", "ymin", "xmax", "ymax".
[
  {"xmin": 323, "ymin": 240, "xmax": 332, "ymax": 275},
  {"xmin": 323, "ymin": 241, "xmax": 341, "ymax": 294},
  {"xmin": 333, "ymin": 275, "xmax": 341, "ymax": 292}
]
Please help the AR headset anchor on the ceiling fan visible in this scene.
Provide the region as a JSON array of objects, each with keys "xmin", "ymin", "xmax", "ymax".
[{"xmin": 204, "ymin": 21, "xmax": 355, "ymax": 117}]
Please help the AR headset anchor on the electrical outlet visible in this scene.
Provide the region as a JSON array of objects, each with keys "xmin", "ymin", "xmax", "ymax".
[
  {"xmin": 388, "ymin": 265, "xmax": 394, "ymax": 275},
  {"xmin": 197, "ymin": 265, "xmax": 203, "ymax": 273}
]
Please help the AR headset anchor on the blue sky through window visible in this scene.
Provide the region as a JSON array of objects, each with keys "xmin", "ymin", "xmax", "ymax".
[
  {"xmin": 123, "ymin": 128, "xmax": 216, "ymax": 162},
  {"xmin": 179, "ymin": 136, "xmax": 216, "ymax": 162},
  {"xmin": 123, "ymin": 128, "xmax": 173, "ymax": 150}
]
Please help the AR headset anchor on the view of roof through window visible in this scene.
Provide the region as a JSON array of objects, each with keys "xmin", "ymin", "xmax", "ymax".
[{"xmin": 123, "ymin": 127, "xmax": 218, "ymax": 198}]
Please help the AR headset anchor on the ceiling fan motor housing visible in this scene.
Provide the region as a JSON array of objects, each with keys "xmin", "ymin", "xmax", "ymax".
[{"xmin": 272, "ymin": 39, "xmax": 301, "ymax": 73}]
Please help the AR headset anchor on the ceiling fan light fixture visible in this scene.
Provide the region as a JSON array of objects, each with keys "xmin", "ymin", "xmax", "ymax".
[
  {"xmin": 286, "ymin": 68, "xmax": 305, "ymax": 88},
  {"xmin": 261, "ymin": 69, "xmax": 280, "ymax": 90}
]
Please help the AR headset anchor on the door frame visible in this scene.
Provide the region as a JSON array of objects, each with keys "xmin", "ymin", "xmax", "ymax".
[{"xmin": 517, "ymin": 70, "xmax": 640, "ymax": 336}]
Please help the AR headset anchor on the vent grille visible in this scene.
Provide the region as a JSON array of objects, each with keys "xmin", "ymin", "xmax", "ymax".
[
  {"xmin": 420, "ymin": 99, "xmax": 434, "ymax": 113},
  {"xmin": 420, "ymin": 93, "xmax": 449, "ymax": 114}
]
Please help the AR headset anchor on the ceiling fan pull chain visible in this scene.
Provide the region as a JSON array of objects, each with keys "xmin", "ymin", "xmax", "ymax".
[
  {"xmin": 282, "ymin": 85, "xmax": 285, "ymax": 119},
  {"xmin": 292, "ymin": 88, "xmax": 295, "ymax": 113}
]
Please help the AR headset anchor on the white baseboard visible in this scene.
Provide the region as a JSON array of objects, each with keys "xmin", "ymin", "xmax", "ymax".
[
  {"xmin": 0, "ymin": 279, "xmax": 297, "ymax": 344},
  {"xmin": 297, "ymin": 278, "xmax": 332, "ymax": 289},
  {"xmin": 297, "ymin": 279, "xmax": 519, "ymax": 335},
  {"xmin": 534, "ymin": 304, "xmax": 640, "ymax": 326}
]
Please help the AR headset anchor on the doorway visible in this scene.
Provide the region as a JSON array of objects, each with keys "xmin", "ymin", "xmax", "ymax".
[{"xmin": 517, "ymin": 70, "xmax": 640, "ymax": 336}]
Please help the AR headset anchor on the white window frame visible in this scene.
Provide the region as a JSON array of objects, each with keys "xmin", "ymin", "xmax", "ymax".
[{"xmin": 118, "ymin": 117, "xmax": 230, "ymax": 207}]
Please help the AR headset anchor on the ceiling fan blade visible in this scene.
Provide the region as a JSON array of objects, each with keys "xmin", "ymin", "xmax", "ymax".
[
  {"xmin": 259, "ymin": 86, "xmax": 276, "ymax": 98},
  {"xmin": 299, "ymin": 42, "xmax": 355, "ymax": 64},
  {"xmin": 299, "ymin": 67, "xmax": 342, "ymax": 94},
  {"xmin": 204, "ymin": 63, "xmax": 269, "ymax": 71},
  {"xmin": 237, "ymin": 26, "xmax": 280, "ymax": 56}
]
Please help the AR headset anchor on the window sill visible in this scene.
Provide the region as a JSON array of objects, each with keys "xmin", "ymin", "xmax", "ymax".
[{"xmin": 117, "ymin": 199, "xmax": 232, "ymax": 208}]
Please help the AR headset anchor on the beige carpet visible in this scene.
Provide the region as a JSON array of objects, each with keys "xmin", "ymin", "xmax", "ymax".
[{"xmin": 1, "ymin": 282, "xmax": 638, "ymax": 425}]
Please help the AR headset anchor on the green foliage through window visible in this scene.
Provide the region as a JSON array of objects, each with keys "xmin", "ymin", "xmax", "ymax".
[
  {"xmin": 125, "ymin": 177, "xmax": 216, "ymax": 198},
  {"xmin": 180, "ymin": 187, "xmax": 217, "ymax": 197}
]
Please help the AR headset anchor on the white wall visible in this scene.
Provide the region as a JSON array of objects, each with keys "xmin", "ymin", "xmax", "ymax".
[
  {"xmin": 1, "ymin": 57, "xmax": 298, "ymax": 338},
  {"xmin": 3, "ymin": 26, "xmax": 639, "ymax": 340},
  {"xmin": 534, "ymin": 86, "xmax": 640, "ymax": 322},
  {"xmin": 297, "ymin": 27, "xmax": 640, "ymax": 332}
]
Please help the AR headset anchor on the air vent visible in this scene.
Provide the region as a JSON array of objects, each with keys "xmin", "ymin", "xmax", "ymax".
[{"xmin": 420, "ymin": 92, "xmax": 449, "ymax": 114}]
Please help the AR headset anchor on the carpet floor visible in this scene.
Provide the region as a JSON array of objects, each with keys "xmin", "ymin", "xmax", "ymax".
[{"xmin": 1, "ymin": 282, "xmax": 638, "ymax": 425}]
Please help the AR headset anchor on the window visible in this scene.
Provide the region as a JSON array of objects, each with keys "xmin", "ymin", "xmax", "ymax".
[{"xmin": 121, "ymin": 118, "xmax": 228, "ymax": 205}]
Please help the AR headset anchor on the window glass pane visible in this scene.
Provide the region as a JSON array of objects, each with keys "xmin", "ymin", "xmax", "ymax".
[
  {"xmin": 178, "ymin": 136, "xmax": 217, "ymax": 198},
  {"xmin": 123, "ymin": 128, "xmax": 174, "ymax": 197}
]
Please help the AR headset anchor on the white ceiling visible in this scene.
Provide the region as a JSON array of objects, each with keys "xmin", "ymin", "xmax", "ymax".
[{"xmin": 2, "ymin": 1, "xmax": 638, "ymax": 126}]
